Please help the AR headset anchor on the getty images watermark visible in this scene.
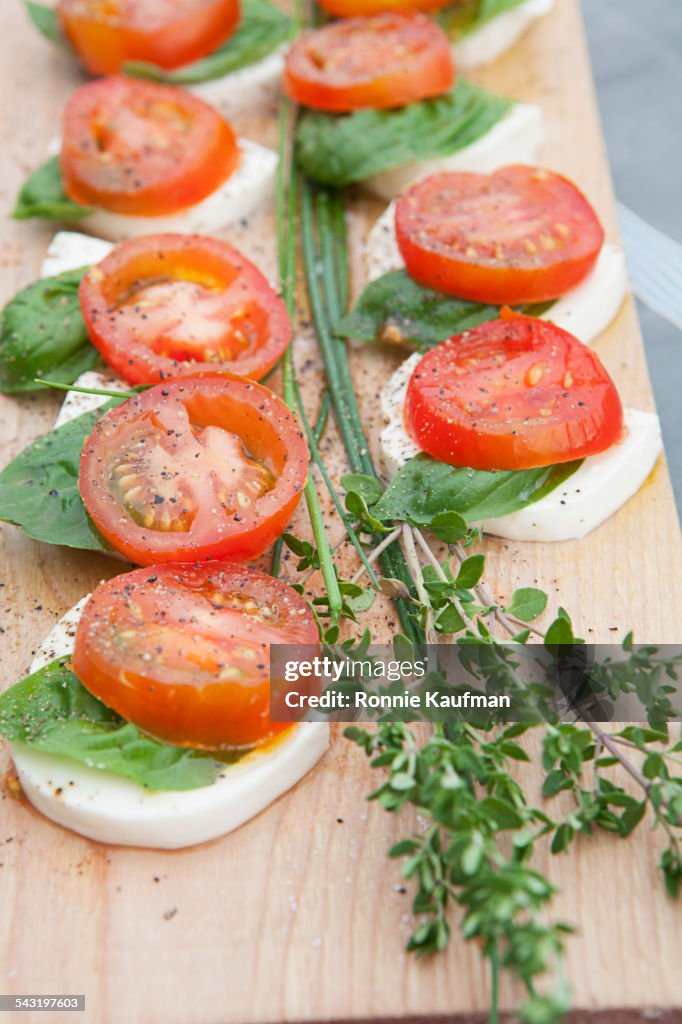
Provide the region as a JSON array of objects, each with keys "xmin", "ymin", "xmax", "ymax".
[{"xmin": 269, "ymin": 641, "xmax": 682, "ymax": 724}]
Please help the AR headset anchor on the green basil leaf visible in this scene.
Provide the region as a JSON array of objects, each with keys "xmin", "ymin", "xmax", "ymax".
[
  {"xmin": 374, "ymin": 454, "xmax": 583, "ymax": 525},
  {"xmin": 340, "ymin": 472, "xmax": 384, "ymax": 506},
  {"xmin": 337, "ymin": 269, "xmax": 552, "ymax": 351},
  {"xmin": 124, "ymin": 0, "xmax": 292, "ymax": 84},
  {"xmin": 0, "ymin": 403, "xmax": 120, "ymax": 552},
  {"xmin": 437, "ymin": 0, "xmax": 527, "ymax": 39},
  {"xmin": 295, "ymin": 80, "xmax": 512, "ymax": 187},
  {"xmin": 13, "ymin": 157, "xmax": 91, "ymax": 222},
  {"xmin": 23, "ymin": 0, "xmax": 63, "ymax": 43},
  {"xmin": 0, "ymin": 659, "xmax": 233, "ymax": 791},
  {"xmin": 505, "ymin": 587, "xmax": 548, "ymax": 622},
  {"xmin": 0, "ymin": 268, "xmax": 100, "ymax": 394}
]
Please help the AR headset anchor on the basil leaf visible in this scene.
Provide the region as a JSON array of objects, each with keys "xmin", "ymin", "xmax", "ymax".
[
  {"xmin": 295, "ymin": 80, "xmax": 512, "ymax": 187},
  {"xmin": 437, "ymin": 0, "xmax": 527, "ymax": 39},
  {"xmin": 22, "ymin": 0, "xmax": 63, "ymax": 43},
  {"xmin": 0, "ymin": 659, "xmax": 232, "ymax": 791},
  {"xmin": 337, "ymin": 270, "xmax": 553, "ymax": 350},
  {"xmin": 0, "ymin": 268, "xmax": 100, "ymax": 394},
  {"xmin": 124, "ymin": 0, "xmax": 292, "ymax": 84},
  {"xmin": 13, "ymin": 157, "xmax": 91, "ymax": 222},
  {"xmin": 374, "ymin": 454, "xmax": 583, "ymax": 525},
  {"xmin": 0, "ymin": 403, "xmax": 119, "ymax": 552}
]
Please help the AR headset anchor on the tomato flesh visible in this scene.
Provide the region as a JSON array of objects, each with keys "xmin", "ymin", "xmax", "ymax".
[
  {"xmin": 79, "ymin": 374, "xmax": 309, "ymax": 565},
  {"xmin": 73, "ymin": 562, "xmax": 319, "ymax": 749},
  {"xmin": 57, "ymin": 0, "xmax": 240, "ymax": 75},
  {"xmin": 284, "ymin": 13, "xmax": 455, "ymax": 113},
  {"xmin": 404, "ymin": 312, "xmax": 624, "ymax": 470},
  {"xmin": 79, "ymin": 234, "xmax": 291, "ymax": 384},
  {"xmin": 395, "ymin": 167, "xmax": 605, "ymax": 304},
  {"xmin": 60, "ymin": 77, "xmax": 239, "ymax": 216}
]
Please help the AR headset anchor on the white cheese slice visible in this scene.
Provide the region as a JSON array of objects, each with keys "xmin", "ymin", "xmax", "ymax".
[
  {"xmin": 10, "ymin": 600, "xmax": 329, "ymax": 849},
  {"xmin": 379, "ymin": 351, "xmax": 662, "ymax": 541},
  {"xmin": 365, "ymin": 203, "xmax": 627, "ymax": 347},
  {"xmin": 452, "ymin": 0, "xmax": 554, "ymax": 70},
  {"xmin": 41, "ymin": 232, "xmax": 113, "ymax": 278},
  {"xmin": 57, "ymin": 138, "xmax": 276, "ymax": 242},
  {"xmin": 364, "ymin": 103, "xmax": 544, "ymax": 201},
  {"xmin": 189, "ymin": 47, "xmax": 285, "ymax": 116}
]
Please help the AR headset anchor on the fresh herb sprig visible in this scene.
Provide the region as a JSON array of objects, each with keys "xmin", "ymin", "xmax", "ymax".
[{"xmin": 296, "ymin": 170, "xmax": 682, "ymax": 1023}]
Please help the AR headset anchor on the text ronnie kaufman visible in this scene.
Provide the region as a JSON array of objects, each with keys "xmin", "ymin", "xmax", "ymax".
[{"xmin": 284, "ymin": 691, "xmax": 512, "ymax": 710}]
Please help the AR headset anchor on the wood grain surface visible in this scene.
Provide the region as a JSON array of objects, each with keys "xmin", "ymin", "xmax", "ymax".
[{"xmin": 1, "ymin": 1, "xmax": 681, "ymax": 1022}]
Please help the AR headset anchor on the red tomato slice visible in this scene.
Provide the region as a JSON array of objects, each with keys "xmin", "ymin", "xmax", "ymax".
[
  {"xmin": 79, "ymin": 234, "xmax": 290, "ymax": 385},
  {"xmin": 73, "ymin": 562, "xmax": 319, "ymax": 749},
  {"xmin": 79, "ymin": 374, "xmax": 309, "ymax": 564},
  {"xmin": 60, "ymin": 77, "xmax": 239, "ymax": 216},
  {"xmin": 395, "ymin": 167, "xmax": 605, "ymax": 304},
  {"xmin": 57, "ymin": 0, "xmax": 240, "ymax": 76},
  {"xmin": 319, "ymin": 0, "xmax": 451, "ymax": 15},
  {"xmin": 404, "ymin": 311, "xmax": 624, "ymax": 470},
  {"xmin": 283, "ymin": 13, "xmax": 455, "ymax": 113}
]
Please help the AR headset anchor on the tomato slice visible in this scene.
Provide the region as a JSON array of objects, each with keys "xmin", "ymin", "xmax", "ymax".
[
  {"xmin": 79, "ymin": 374, "xmax": 309, "ymax": 564},
  {"xmin": 57, "ymin": 0, "xmax": 240, "ymax": 76},
  {"xmin": 283, "ymin": 13, "xmax": 455, "ymax": 113},
  {"xmin": 60, "ymin": 77, "xmax": 239, "ymax": 216},
  {"xmin": 79, "ymin": 234, "xmax": 290, "ymax": 385},
  {"xmin": 395, "ymin": 167, "xmax": 605, "ymax": 304},
  {"xmin": 318, "ymin": 0, "xmax": 451, "ymax": 15},
  {"xmin": 73, "ymin": 562, "xmax": 319, "ymax": 750},
  {"xmin": 404, "ymin": 311, "xmax": 624, "ymax": 471}
]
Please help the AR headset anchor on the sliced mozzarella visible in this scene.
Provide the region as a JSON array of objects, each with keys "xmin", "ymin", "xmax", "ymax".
[
  {"xmin": 452, "ymin": 0, "xmax": 554, "ymax": 70},
  {"xmin": 41, "ymin": 223, "xmax": 278, "ymax": 291},
  {"xmin": 53, "ymin": 370, "xmax": 126, "ymax": 428},
  {"xmin": 364, "ymin": 103, "xmax": 544, "ymax": 202},
  {"xmin": 379, "ymin": 352, "xmax": 662, "ymax": 542},
  {"xmin": 10, "ymin": 601, "xmax": 329, "ymax": 849},
  {"xmin": 73, "ymin": 138, "xmax": 276, "ymax": 241},
  {"xmin": 39, "ymin": 237, "xmax": 127, "ymax": 429},
  {"xmin": 41, "ymin": 232, "xmax": 113, "ymax": 277},
  {"xmin": 189, "ymin": 47, "xmax": 285, "ymax": 116},
  {"xmin": 365, "ymin": 204, "xmax": 627, "ymax": 347}
]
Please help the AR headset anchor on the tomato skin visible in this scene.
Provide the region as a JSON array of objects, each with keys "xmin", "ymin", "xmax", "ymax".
[
  {"xmin": 79, "ymin": 374, "xmax": 309, "ymax": 565},
  {"xmin": 404, "ymin": 312, "xmax": 624, "ymax": 471},
  {"xmin": 283, "ymin": 13, "xmax": 455, "ymax": 113},
  {"xmin": 319, "ymin": 0, "xmax": 450, "ymax": 14},
  {"xmin": 73, "ymin": 562, "xmax": 319, "ymax": 750},
  {"xmin": 60, "ymin": 77, "xmax": 239, "ymax": 216},
  {"xmin": 79, "ymin": 234, "xmax": 291, "ymax": 385},
  {"xmin": 395, "ymin": 167, "xmax": 605, "ymax": 304},
  {"xmin": 57, "ymin": 0, "xmax": 240, "ymax": 76}
]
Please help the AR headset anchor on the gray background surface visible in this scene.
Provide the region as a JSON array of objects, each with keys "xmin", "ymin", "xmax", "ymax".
[{"xmin": 582, "ymin": 0, "xmax": 682, "ymax": 514}]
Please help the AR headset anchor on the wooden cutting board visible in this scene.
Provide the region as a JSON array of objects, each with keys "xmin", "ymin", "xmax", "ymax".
[{"xmin": 1, "ymin": 1, "xmax": 681, "ymax": 1021}]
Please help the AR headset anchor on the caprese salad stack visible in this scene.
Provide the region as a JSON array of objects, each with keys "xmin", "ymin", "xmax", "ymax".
[
  {"xmin": 25, "ymin": 0, "xmax": 294, "ymax": 115},
  {"xmin": 354, "ymin": 166, "xmax": 661, "ymax": 540},
  {"xmin": 13, "ymin": 75, "xmax": 278, "ymax": 239},
  {"xmin": 284, "ymin": 12, "xmax": 545, "ymax": 197}
]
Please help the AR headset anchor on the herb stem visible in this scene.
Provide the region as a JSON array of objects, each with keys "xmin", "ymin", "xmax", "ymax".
[
  {"xmin": 402, "ymin": 524, "xmax": 437, "ymax": 645},
  {"xmin": 489, "ymin": 942, "xmax": 500, "ymax": 1024},
  {"xmin": 291, "ymin": 373, "xmax": 381, "ymax": 589},
  {"xmin": 350, "ymin": 527, "xmax": 401, "ymax": 584},
  {"xmin": 35, "ymin": 379, "xmax": 135, "ymax": 400},
  {"xmin": 299, "ymin": 178, "xmax": 421, "ymax": 643},
  {"xmin": 451, "ymin": 541, "xmax": 541, "ymax": 639},
  {"xmin": 274, "ymin": 92, "xmax": 342, "ymax": 623}
]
